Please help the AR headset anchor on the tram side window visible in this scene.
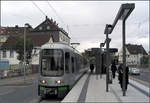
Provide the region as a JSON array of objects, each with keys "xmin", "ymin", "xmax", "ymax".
[
  {"xmin": 71, "ymin": 57, "xmax": 75, "ymax": 73},
  {"xmin": 65, "ymin": 52, "xmax": 70, "ymax": 73},
  {"xmin": 76, "ymin": 55, "xmax": 80, "ymax": 73}
]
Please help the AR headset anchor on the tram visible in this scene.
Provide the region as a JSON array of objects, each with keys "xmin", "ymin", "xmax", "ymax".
[{"xmin": 38, "ymin": 43, "xmax": 89, "ymax": 99}]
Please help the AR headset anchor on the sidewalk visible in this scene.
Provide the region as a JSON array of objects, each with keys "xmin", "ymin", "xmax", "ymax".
[{"xmin": 62, "ymin": 73, "xmax": 149, "ymax": 102}]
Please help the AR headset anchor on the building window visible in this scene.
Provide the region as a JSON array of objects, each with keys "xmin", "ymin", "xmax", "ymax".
[
  {"xmin": 47, "ymin": 26, "xmax": 50, "ymax": 30},
  {"xmin": 3, "ymin": 50, "xmax": 7, "ymax": 58},
  {"xmin": 10, "ymin": 50, "xmax": 14, "ymax": 58},
  {"xmin": 63, "ymin": 36, "xmax": 65, "ymax": 41},
  {"xmin": 39, "ymin": 26, "xmax": 42, "ymax": 30}
]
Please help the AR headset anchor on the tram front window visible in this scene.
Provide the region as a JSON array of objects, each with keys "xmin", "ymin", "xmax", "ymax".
[{"xmin": 41, "ymin": 49, "xmax": 64, "ymax": 76}]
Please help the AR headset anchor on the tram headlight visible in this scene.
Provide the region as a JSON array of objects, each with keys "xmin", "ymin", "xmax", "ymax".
[
  {"xmin": 41, "ymin": 80, "xmax": 46, "ymax": 84},
  {"xmin": 56, "ymin": 80, "xmax": 61, "ymax": 84}
]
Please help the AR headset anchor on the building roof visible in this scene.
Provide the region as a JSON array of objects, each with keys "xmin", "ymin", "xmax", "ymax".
[
  {"xmin": 126, "ymin": 44, "xmax": 148, "ymax": 55},
  {"xmin": 32, "ymin": 16, "xmax": 70, "ymax": 38},
  {"xmin": 1, "ymin": 33, "xmax": 51, "ymax": 50},
  {"xmin": 0, "ymin": 16, "xmax": 70, "ymax": 50},
  {"xmin": 0, "ymin": 24, "xmax": 32, "ymax": 36}
]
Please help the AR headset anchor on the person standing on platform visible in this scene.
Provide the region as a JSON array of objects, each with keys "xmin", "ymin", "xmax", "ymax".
[
  {"xmin": 111, "ymin": 62, "xmax": 117, "ymax": 79},
  {"xmin": 125, "ymin": 66, "xmax": 129, "ymax": 90},
  {"xmin": 118, "ymin": 64, "xmax": 123, "ymax": 89},
  {"xmin": 90, "ymin": 64, "xmax": 94, "ymax": 73},
  {"xmin": 118, "ymin": 64, "xmax": 129, "ymax": 91}
]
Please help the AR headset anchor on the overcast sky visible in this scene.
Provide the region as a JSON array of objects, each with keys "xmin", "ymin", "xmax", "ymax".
[{"xmin": 1, "ymin": 1, "xmax": 149, "ymax": 53}]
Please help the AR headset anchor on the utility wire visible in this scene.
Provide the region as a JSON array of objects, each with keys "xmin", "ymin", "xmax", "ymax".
[
  {"xmin": 47, "ymin": 0, "xmax": 71, "ymax": 34},
  {"xmin": 31, "ymin": 0, "xmax": 47, "ymax": 17},
  {"xmin": 46, "ymin": 1, "xmax": 76, "ymax": 43},
  {"xmin": 47, "ymin": 0, "xmax": 65, "ymax": 25}
]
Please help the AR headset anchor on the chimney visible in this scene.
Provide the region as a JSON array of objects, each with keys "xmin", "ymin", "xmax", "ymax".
[
  {"xmin": 15, "ymin": 25, "xmax": 19, "ymax": 29},
  {"xmin": 46, "ymin": 16, "xmax": 48, "ymax": 20}
]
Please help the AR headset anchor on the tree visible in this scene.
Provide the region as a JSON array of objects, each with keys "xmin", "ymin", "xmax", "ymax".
[
  {"xmin": 140, "ymin": 56, "xmax": 149, "ymax": 67},
  {"xmin": 13, "ymin": 36, "xmax": 33, "ymax": 64}
]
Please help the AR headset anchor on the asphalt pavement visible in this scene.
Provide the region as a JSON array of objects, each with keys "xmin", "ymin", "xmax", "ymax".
[
  {"xmin": 0, "ymin": 74, "xmax": 61, "ymax": 103},
  {"xmin": 130, "ymin": 72, "xmax": 150, "ymax": 87},
  {"xmin": 0, "ymin": 71, "xmax": 149, "ymax": 103}
]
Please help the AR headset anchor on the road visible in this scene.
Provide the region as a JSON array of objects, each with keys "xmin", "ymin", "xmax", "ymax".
[
  {"xmin": 130, "ymin": 72, "xmax": 150, "ymax": 87},
  {"xmin": 0, "ymin": 72, "xmax": 149, "ymax": 103},
  {"xmin": 0, "ymin": 74, "xmax": 61, "ymax": 103}
]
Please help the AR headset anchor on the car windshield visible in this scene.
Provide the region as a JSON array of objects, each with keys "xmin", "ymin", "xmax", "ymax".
[{"xmin": 41, "ymin": 49, "xmax": 64, "ymax": 76}]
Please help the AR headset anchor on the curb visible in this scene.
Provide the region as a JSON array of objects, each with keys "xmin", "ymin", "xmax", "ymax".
[
  {"xmin": 129, "ymin": 82, "xmax": 149, "ymax": 97},
  {"xmin": 116, "ymin": 73, "xmax": 149, "ymax": 97}
]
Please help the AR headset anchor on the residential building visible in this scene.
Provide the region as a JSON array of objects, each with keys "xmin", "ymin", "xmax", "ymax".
[
  {"xmin": 118, "ymin": 44, "xmax": 148, "ymax": 66},
  {"xmin": 0, "ymin": 24, "xmax": 32, "ymax": 46},
  {"xmin": 0, "ymin": 16, "xmax": 70, "ymax": 67},
  {"xmin": 30, "ymin": 16, "xmax": 70, "ymax": 45}
]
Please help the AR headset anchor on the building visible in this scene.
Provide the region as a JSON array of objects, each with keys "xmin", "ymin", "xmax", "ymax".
[
  {"xmin": 30, "ymin": 16, "xmax": 70, "ymax": 45},
  {"xmin": 0, "ymin": 16, "xmax": 70, "ymax": 67},
  {"xmin": 118, "ymin": 44, "xmax": 148, "ymax": 66},
  {"xmin": 0, "ymin": 24, "xmax": 32, "ymax": 46}
]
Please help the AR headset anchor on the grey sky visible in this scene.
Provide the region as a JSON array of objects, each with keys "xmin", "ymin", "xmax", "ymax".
[{"xmin": 1, "ymin": 1, "xmax": 149, "ymax": 53}]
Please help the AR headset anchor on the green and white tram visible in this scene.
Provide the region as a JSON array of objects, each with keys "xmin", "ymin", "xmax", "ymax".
[{"xmin": 38, "ymin": 43, "xmax": 89, "ymax": 99}]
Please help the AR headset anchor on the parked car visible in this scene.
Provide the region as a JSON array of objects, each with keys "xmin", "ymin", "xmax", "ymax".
[{"xmin": 129, "ymin": 68, "xmax": 140, "ymax": 75}]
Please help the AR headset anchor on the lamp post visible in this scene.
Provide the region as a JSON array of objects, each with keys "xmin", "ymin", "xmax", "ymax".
[
  {"xmin": 0, "ymin": 26, "xmax": 1, "ymax": 74},
  {"xmin": 107, "ymin": 3, "xmax": 135, "ymax": 96},
  {"xmin": 104, "ymin": 24, "xmax": 112, "ymax": 92},
  {"xmin": 24, "ymin": 23, "xmax": 28, "ymax": 83}
]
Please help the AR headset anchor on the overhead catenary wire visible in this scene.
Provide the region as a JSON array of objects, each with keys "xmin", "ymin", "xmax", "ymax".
[
  {"xmin": 31, "ymin": 0, "xmax": 47, "ymax": 17},
  {"xmin": 46, "ymin": 1, "xmax": 78, "ymax": 45},
  {"xmin": 47, "ymin": 0, "xmax": 65, "ymax": 25},
  {"xmin": 46, "ymin": 0, "xmax": 71, "ymax": 34},
  {"xmin": 31, "ymin": 0, "xmax": 76, "ymax": 44}
]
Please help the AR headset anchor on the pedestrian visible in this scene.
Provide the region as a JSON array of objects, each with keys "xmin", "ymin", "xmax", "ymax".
[
  {"xmin": 118, "ymin": 64, "xmax": 123, "ymax": 89},
  {"xmin": 118, "ymin": 64, "xmax": 129, "ymax": 91},
  {"xmin": 125, "ymin": 66, "xmax": 129, "ymax": 90},
  {"xmin": 111, "ymin": 62, "xmax": 117, "ymax": 79},
  {"xmin": 90, "ymin": 64, "xmax": 94, "ymax": 73}
]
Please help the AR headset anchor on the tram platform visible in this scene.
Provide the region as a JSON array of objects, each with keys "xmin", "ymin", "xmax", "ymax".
[{"xmin": 62, "ymin": 72, "xmax": 149, "ymax": 102}]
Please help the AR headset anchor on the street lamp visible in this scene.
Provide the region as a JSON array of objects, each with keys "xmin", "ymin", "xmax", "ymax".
[
  {"xmin": 104, "ymin": 24, "xmax": 112, "ymax": 92},
  {"xmin": 24, "ymin": 23, "xmax": 28, "ymax": 83},
  {"xmin": 100, "ymin": 43, "xmax": 105, "ymax": 48},
  {"xmin": 109, "ymin": 3, "xmax": 135, "ymax": 96}
]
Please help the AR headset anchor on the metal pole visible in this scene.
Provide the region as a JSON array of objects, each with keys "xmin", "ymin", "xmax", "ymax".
[
  {"xmin": 122, "ymin": 20, "xmax": 126, "ymax": 96},
  {"xmin": 100, "ymin": 47, "xmax": 102, "ymax": 79},
  {"xmin": 106, "ymin": 28, "xmax": 109, "ymax": 92},
  {"xmin": 0, "ymin": 32, "xmax": 1, "ymax": 75},
  {"xmin": 0, "ymin": 25, "xmax": 1, "ymax": 73},
  {"xmin": 149, "ymin": 30, "xmax": 150, "ymax": 69},
  {"xmin": 24, "ymin": 25, "xmax": 26, "ymax": 83}
]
